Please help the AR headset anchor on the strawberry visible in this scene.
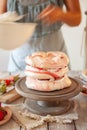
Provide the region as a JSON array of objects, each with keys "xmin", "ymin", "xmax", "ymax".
[
  {"xmin": 1, "ymin": 109, "xmax": 7, "ymax": 116},
  {"xmin": 0, "ymin": 111, "xmax": 4, "ymax": 121},
  {"xmin": 5, "ymin": 79, "xmax": 11, "ymax": 86},
  {"xmin": 5, "ymin": 75, "xmax": 19, "ymax": 86},
  {"xmin": 0, "ymin": 75, "xmax": 20, "ymax": 87},
  {"xmin": 0, "ymin": 108, "xmax": 7, "ymax": 121}
]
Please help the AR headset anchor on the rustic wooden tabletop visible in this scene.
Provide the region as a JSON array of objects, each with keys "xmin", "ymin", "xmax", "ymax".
[{"xmin": 0, "ymin": 92, "xmax": 87, "ymax": 130}]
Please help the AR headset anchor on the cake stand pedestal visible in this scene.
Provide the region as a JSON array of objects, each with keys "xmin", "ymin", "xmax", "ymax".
[{"xmin": 15, "ymin": 77, "xmax": 81, "ymax": 116}]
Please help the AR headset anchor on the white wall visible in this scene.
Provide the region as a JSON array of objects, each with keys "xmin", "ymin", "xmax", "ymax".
[
  {"xmin": 62, "ymin": 0, "xmax": 87, "ymax": 70},
  {"xmin": 0, "ymin": 0, "xmax": 87, "ymax": 71}
]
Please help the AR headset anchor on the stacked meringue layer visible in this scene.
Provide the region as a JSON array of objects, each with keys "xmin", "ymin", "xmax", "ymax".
[{"xmin": 25, "ymin": 51, "xmax": 71, "ymax": 91}]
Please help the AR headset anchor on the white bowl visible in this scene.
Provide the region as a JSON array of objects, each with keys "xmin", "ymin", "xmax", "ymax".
[{"xmin": 0, "ymin": 22, "xmax": 36, "ymax": 50}]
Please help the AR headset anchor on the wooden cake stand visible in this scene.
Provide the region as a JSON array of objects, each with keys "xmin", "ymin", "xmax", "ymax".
[{"xmin": 15, "ymin": 77, "xmax": 82, "ymax": 116}]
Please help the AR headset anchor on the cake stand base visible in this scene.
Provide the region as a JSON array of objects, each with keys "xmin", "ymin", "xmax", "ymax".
[{"xmin": 24, "ymin": 99, "xmax": 74, "ymax": 116}]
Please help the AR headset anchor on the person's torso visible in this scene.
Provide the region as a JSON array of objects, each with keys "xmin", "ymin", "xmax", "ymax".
[{"xmin": 7, "ymin": 0, "xmax": 64, "ymax": 38}]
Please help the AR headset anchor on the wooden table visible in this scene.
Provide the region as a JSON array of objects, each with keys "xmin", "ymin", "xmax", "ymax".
[{"xmin": 0, "ymin": 92, "xmax": 87, "ymax": 130}]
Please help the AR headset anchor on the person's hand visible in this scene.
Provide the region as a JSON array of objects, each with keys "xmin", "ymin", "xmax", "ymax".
[
  {"xmin": 37, "ymin": 4, "xmax": 63, "ymax": 25},
  {"xmin": 0, "ymin": 0, "xmax": 7, "ymax": 14}
]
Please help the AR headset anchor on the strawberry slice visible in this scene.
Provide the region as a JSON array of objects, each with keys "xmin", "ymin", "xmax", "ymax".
[
  {"xmin": 1, "ymin": 109, "xmax": 7, "ymax": 116},
  {"xmin": 0, "ymin": 111, "xmax": 4, "ymax": 121},
  {"xmin": 5, "ymin": 79, "xmax": 11, "ymax": 86}
]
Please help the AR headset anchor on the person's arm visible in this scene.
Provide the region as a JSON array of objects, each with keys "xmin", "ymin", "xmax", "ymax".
[
  {"xmin": 37, "ymin": 0, "xmax": 81, "ymax": 26},
  {"xmin": 0, "ymin": 0, "xmax": 7, "ymax": 14},
  {"xmin": 60, "ymin": 0, "xmax": 81, "ymax": 26}
]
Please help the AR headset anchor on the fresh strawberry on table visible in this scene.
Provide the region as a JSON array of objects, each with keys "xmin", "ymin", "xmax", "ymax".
[
  {"xmin": 0, "ymin": 111, "xmax": 5, "ymax": 121},
  {"xmin": 0, "ymin": 75, "xmax": 20, "ymax": 94},
  {"xmin": 0, "ymin": 102, "xmax": 7, "ymax": 121},
  {"xmin": 4, "ymin": 75, "xmax": 20, "ymax": 86},
  {"xmin": 5, "ymin": 79, "xmax": 12, "ymax": 86}
]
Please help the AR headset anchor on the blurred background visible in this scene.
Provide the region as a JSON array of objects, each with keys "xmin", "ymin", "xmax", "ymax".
[{"xmin": 0, "ymin": 0, "xmax": 87, "ymax": 71}]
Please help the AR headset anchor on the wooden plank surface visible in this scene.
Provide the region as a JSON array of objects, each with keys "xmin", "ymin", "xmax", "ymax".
[
  {"xmin": 0, "ymin": 119, "xmax": 20, "ymax": 130},
  {"xmin": 49, "ymin": 122, "xmax": 75, "ymax": 130},
  {"xmin": 74, "ymin": 93, "xmax": 87, "ymax": 130},
  {"xmin": 21, "ymin": 124, "xmax": 47, "ymax": 130}
]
